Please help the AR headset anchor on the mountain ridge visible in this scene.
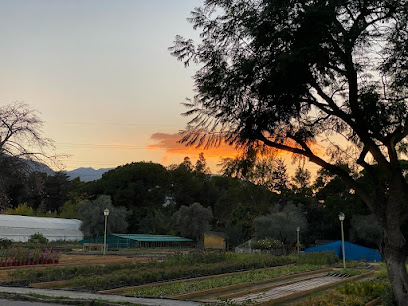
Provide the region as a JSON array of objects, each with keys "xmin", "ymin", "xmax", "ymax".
[{"xmin": 65, "ymin": 167, "xmax": 112, "ymax": 182}]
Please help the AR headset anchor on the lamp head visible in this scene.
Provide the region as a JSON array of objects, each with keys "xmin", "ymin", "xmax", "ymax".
[
  {"xmin": 296, "ymin": 226, "xmax": 300, "ymax": 231},
  {"xmin": 104, "ymin": 208, "xmax": 110, "ymax": 216},
  {"xmin": 338, "ymin": 212, "xmax": 345, "ymax": 221}
]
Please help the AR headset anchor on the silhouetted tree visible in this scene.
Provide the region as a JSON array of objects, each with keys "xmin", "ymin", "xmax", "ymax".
[
  {"xmin": 78, "ymin": 195, "xmax": 129, "ymax": 239},
  {"xmin": 171, "ymin": 1, "xmax": 408, "ymax": 301},
  {"xmin": 173, "ymin": 202, "xmax": 213, "ymax": 248},
  {"xmin": 254, "ymin": 203, "xmax": 308, "ymax": 252}
]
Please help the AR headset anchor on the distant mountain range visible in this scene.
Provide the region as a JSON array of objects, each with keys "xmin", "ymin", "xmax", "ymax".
[
  {"xmin": 25, "ymin": 159, "xmax": 55, "ymax": 175},
  {"xmin": 65, "ymin": 167, "xmax": 112, "ymax": 182},
  {"xmin": 15, "ymin": 156, "xmax": 112, "ymax": 182}
]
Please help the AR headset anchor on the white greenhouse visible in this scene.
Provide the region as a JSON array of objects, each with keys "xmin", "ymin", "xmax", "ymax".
[{"xmin": 0, "ymin": 214, "xmax": 83, "ymax": 242}]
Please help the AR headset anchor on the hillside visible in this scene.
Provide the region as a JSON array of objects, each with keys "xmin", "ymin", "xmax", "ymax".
[{"xmin": 66, "ymin": 167, "xmax": 112, "ymax": 182}]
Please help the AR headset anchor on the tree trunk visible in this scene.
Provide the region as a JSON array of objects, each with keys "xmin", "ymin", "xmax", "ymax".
[
  {"xmin": 379, "ymin": 175, "xmax": 408, "ymax": 305},
  {"xmin": 384, "ymin": 248, "xmax": 408, "ymax": 305}
]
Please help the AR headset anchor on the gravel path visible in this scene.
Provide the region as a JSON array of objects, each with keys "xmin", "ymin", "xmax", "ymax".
[
  {"xmin": 231, "ymin": 275, "xmax": 344, "ymax": 304},
  {"xmin": 0, "ymin": 286, "xmax": 201, "ymax": 306}
]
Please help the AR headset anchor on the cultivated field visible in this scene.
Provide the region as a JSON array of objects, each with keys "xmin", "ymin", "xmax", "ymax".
[{"xmin": 0, "ymin": 250, "xmax": 392, "ymax": 305}]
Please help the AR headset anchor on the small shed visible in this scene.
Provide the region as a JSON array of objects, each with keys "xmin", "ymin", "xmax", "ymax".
[
  {"xmin": 79, "ymin": 234, "xmax": 194, "ymax": 249},
  {"xmin": 305, "ymin": 240, "xmax": 381, "ymax": 262},
  {"xmin": 204, "ymin": 232, "xmax": 226, "ymax": 250},
  {"xmin": 0, "ymin": 214, "xmax": 83, "ymax": 242}
]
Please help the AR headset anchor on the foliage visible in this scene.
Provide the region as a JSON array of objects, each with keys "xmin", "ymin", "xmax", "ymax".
[
  {"xmin": 251, "ymin": 238, "xmax": 284, "ymax": 250},
  {"xmin": 28, "ymin": 233, "xmax": 48, "ymax": 245},
  {"xmin": 173, "ymin": 202, "xmax": 213, "ymax": 247},
  {"xmin": 171, "ymin": 0, "xmax": 408, "ymax": 302},
  {"xmin": 138, "ymin": 209, "xmax": 173, "ymax": 235},
  {"xmin": 340, "ymin": 280, "xmax": 389, "ymax": 299},
  {"xmin": 350, "ymin": 214, "xmax": 383, "ymax": 251},
  {"xmin": 254, "ymin": 202, "xmax": 307, "ymax": 249},
  {"xmin": 224, "ymin": 224, "xmax": 246, "ymax": 248},
  {"xmin": 220, "ymin": 150, "xmax": 288, "ymax": 193},
  {"xmin": 165, "ymin": 250, "xmax": 229, "ymax": 265},
  {"xmin": 296, "ymin": 290, "xmax": 366, "ymax": 305},
  {"xmin": 12, "ymin": 253, "xmax": 297, "ymax": 290},
  {"xmin": 298, "ymin": 277, "xmax": 392, "ymax": 305},
  {"xmin": 78, "ymin": 195, "xmax": 129, "ymax": 238},
  {"xmin": 0, "ymin": 239, "xmax": 13, "ymax": 249},
  {"xmin": 1, "ymin": 246, "xmax": 60, "ymax": 263},
  {"xmin": 42, "ymin": 171, "xmax": 71, "ymax": 212},
  {"xmin": 295, "ymin": 252, "xmax": 338, "ymax": 266},
  {"xmin": 11, "ymin": 252, "xmax": 340, "ymax": 292},
  {"xmin": 58, "ymin": 201, "xmax": 80, "ymax": 219},
  {"xmin": 6, "ymin": 203, "xmax": 35, "ymax": 216},
  {"xmin": 83, "ymin": 162, "xmax": 170, "ymax": 210},
  {"xmin": 124, "ymin": 264, "xmax": 324, "ymax": 297},
  {"xmin": 194, "ymin": 152, "xmax": 211, "ymax": 176}
]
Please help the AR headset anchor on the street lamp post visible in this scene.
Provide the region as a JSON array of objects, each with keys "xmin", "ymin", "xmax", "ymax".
[
  {"xmin": 103, "ymin": 208, "xmax": 110, "ymax": 256},
  {"xmin": 338, "ymin": 212, "xmax": 346, "ymax": 269},
  {"xmin": 296, "ymin": 226, "xmax": 300, "ymax": 254}
]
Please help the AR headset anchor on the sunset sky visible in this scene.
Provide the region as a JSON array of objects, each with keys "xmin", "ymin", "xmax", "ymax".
[{"xmin": 0, "ymin": 0, "xmax": 320, "ymax": 175}]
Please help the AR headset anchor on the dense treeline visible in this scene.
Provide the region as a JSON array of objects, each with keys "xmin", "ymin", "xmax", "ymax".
[{"xmin": 1, "ymin": 153, "xmax": 376, "ymax": 249}]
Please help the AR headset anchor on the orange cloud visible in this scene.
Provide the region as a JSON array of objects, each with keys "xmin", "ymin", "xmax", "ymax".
[{"xmin": 147, "ymin": 132, "xmax": 240, "ymax": 158}]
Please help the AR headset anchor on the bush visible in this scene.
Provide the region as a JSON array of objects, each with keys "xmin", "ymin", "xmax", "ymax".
[
  {"xmin": 297, "ymin": 290, "xmax": 365, "ymax": 305},
  {"xmin": 295, "ymin": 251, "xmax": 338, "ymax": 265},
  {"xmin": 166, "ymin": 250, "xmax": 229, "ymax": 264},
  {"xmin": 0, "ymin": 239, "xmax": 13, "ymax": 249},
  {"xmin": 297, "ymin": 277, "xmax": 392, "ymax": 305},
  {"xmin": 340, "ymin": 280, "xmax": 388, "ymax": 299},
  {"xmin": 252, "ymin": 238, "xmax": 284, "ymax": 250},
  {"xmin": 28, "ymin": 233, "xmax": 48, "ymax": 245}
]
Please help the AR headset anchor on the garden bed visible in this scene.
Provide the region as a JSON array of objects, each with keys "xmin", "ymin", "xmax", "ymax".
[
  {"xmin": 121, "ymin": 264, "xmax": 329, "ymax": 297},
  {"xmin": 10, "ymin": 252, "xmax": 337, "ymax": 292}
]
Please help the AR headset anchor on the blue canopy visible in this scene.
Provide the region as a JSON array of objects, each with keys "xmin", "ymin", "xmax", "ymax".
[{"xmin": 305, "ymin": 240, "xmax": 381, "ymax": 262}]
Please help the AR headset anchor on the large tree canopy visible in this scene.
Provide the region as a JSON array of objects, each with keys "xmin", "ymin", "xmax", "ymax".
[{"xmin": 171, "ymin": 0, "xmax": 408, "ymax": 303}]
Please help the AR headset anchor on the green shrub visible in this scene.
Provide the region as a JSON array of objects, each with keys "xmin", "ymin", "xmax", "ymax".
[
  {"xmin": 0, "ymin": 238, "xmax": 13, "ymax": 249},
  {"xmin": 251, "ymin": 238, "xmax": 284, "ymax": 250},
  {"xmin": 295, "ymin": 251, "xmax": 338, "ymax": 265},
  {"xmin": 297, "ymin": 290, "xmax": 366, "ymax": 305},
  {"xmin": 340, "ymin": 280, "xmax": 388, "ymax": 299},
  {"xmin": 28, "ymin": 233, "xmax": 48, "ymax": 245},
  {"xmin": 165, "ymin": 250, "xmax": 229, "ymax": 264},
  {"xmin": 297, "ymin": 278, "xmax": 392, "ymax": 305}
]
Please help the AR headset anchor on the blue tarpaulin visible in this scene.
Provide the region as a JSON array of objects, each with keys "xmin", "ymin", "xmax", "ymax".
[{"xmin": 305, "ymin": 240, "xmax": 381, "ymax": 262}]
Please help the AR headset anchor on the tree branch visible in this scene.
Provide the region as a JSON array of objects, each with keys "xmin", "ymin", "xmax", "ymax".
[{"xmin": 257, "ymin": 131, "xmax": 374, "ymax": 209}]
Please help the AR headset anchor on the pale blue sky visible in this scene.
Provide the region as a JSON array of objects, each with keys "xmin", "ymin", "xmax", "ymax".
[
  {"xmin": 0, "ymin": 0, "xmax": 321, "ymax": 175},
  {"xmin": 0, "ymin": 0, "xmax": 207, "ymax": 169}
]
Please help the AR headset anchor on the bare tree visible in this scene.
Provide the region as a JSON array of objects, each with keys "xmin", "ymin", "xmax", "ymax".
[
  {"xmin": 0, "ymin": 102, "xmax": 54, "ymax": 162},
  {"xmin": 0, "ymin": 102, "xmax": 57, "ymax": 209}
]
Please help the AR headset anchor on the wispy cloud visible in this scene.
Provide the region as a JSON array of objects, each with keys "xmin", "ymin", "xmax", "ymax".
[{"xmin": 147, "ymin": 132, "xmax": 239, "ymax": 158}]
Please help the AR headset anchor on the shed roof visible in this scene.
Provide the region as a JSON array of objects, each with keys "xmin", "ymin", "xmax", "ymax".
[{"xmin": 112, "ymin": 234, "xmax": 193, "ymax": 242}]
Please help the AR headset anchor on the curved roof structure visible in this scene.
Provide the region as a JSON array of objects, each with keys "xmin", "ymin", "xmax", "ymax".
[
  {"xmin": 305, "ymin": 240, "xmax": 381, "ymax": 262},
  {"xmin": 79, "ymin": 234, "xmax": 193, "ymax": 248},
  {"xmin": 0, "ymin": 214, "xmax": 83, "ymax": 242}
]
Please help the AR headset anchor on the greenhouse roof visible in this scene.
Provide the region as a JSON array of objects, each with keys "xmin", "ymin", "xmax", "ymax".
[
  {"xmin": 111, "ymin": 234, "xmax": 193, "ymax": 242},
  {"xmin": 0, "ymin": 214, "xmax": 83, "ymax": 242}
]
